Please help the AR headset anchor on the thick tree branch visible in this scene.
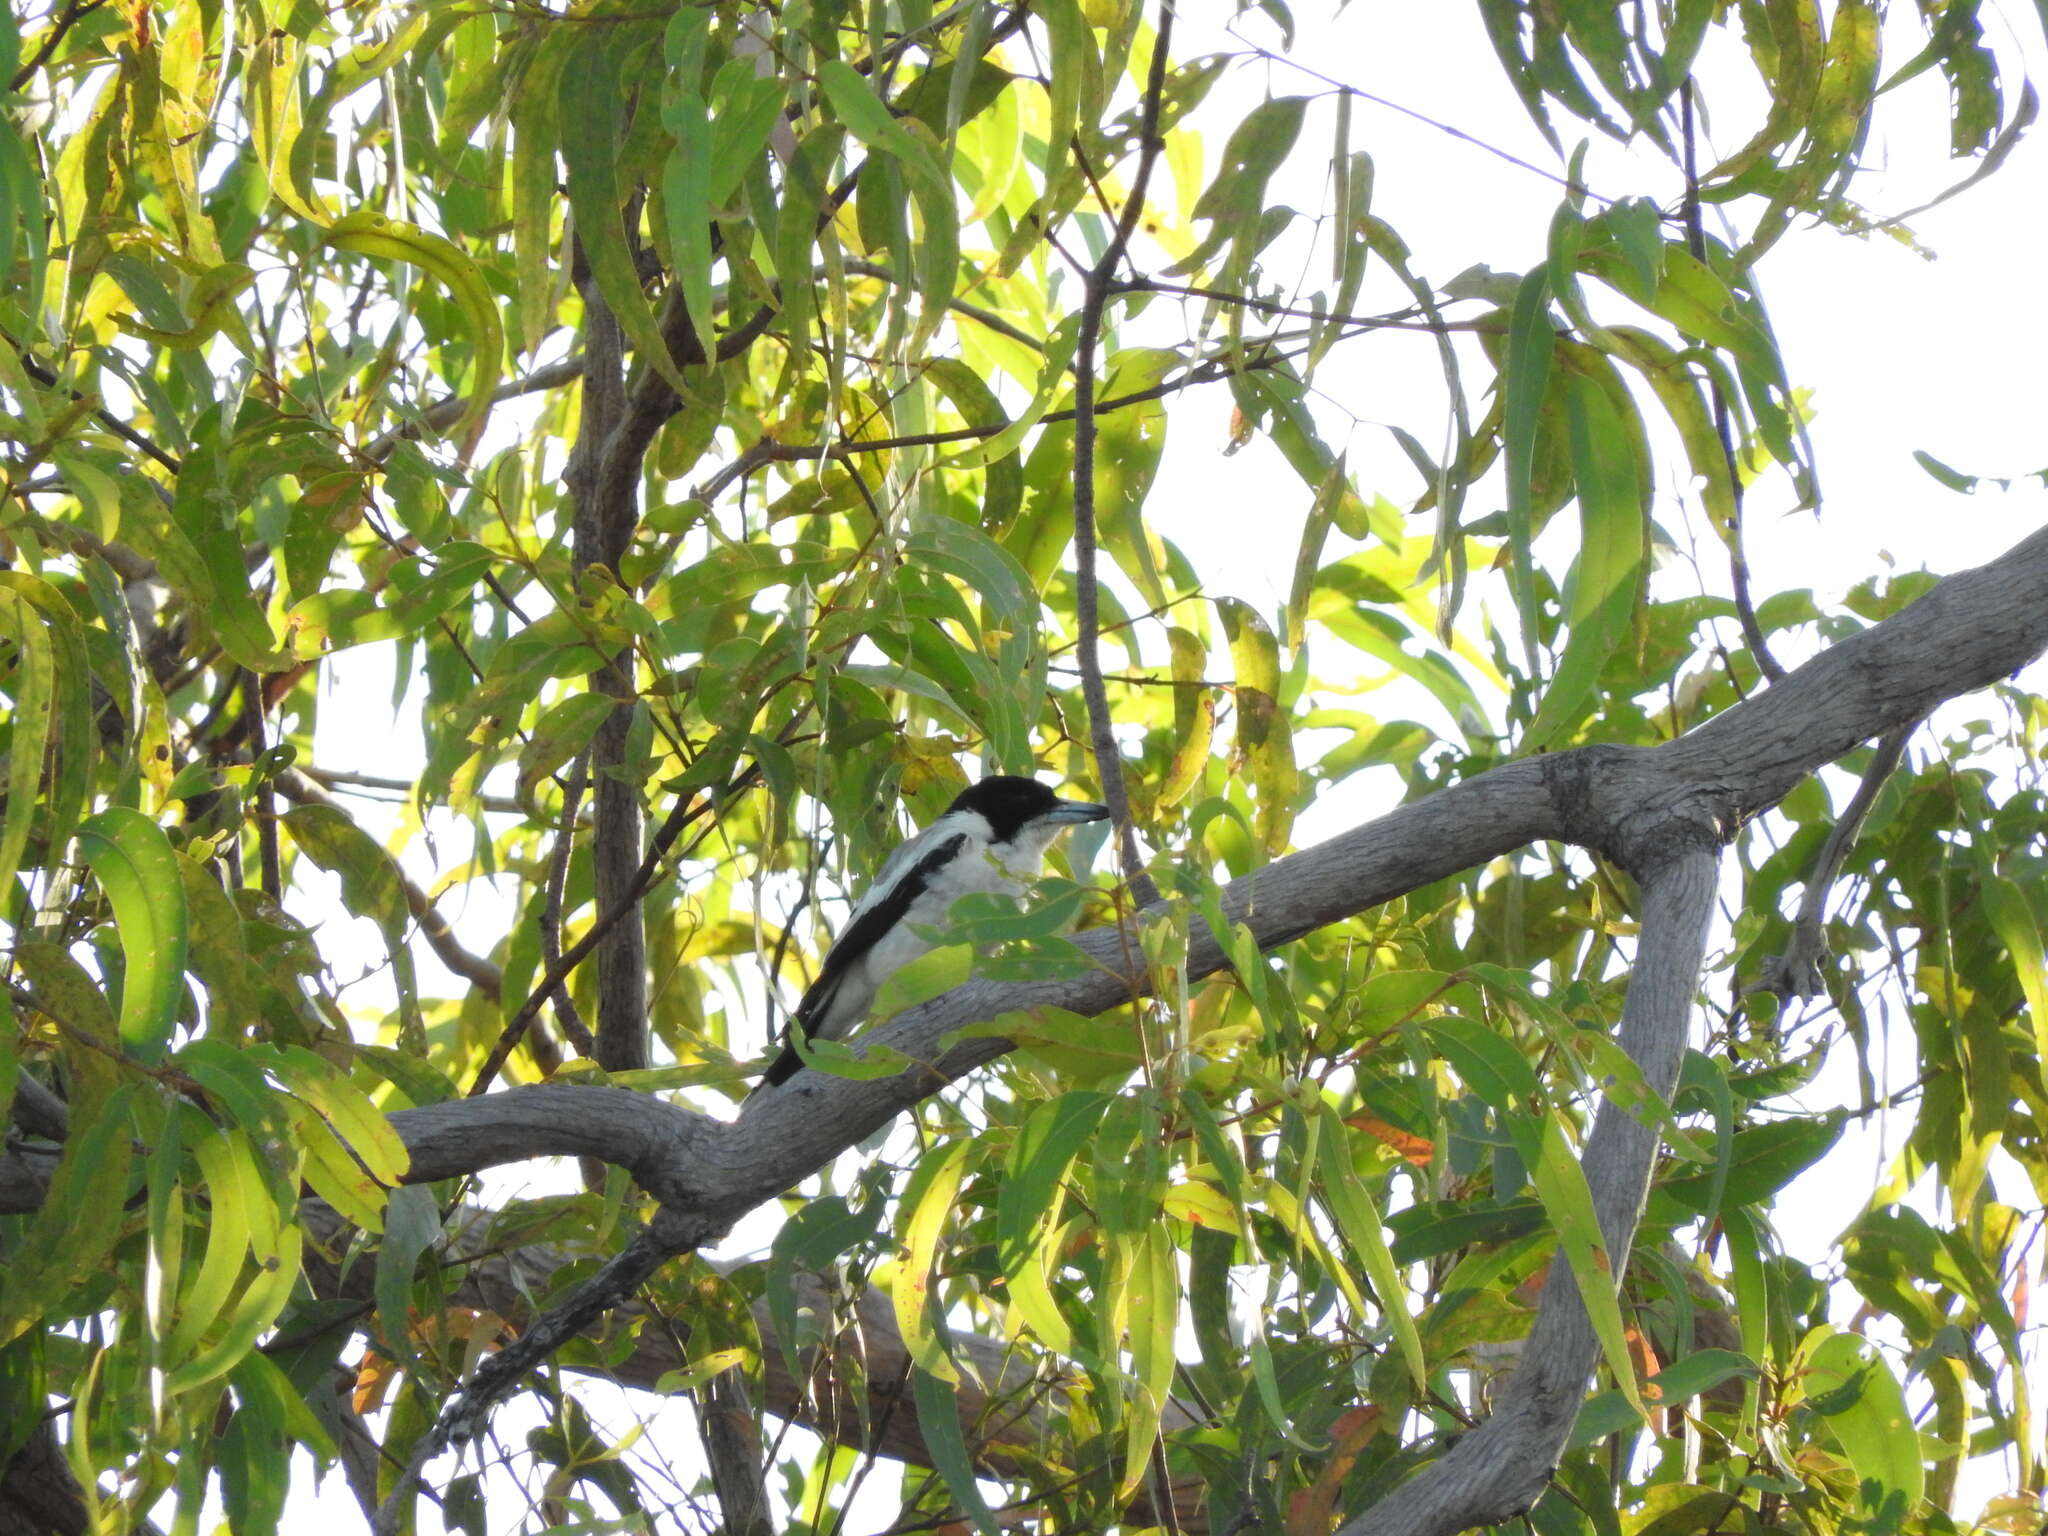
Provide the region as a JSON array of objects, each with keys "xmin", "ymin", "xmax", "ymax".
[
  {"xmin": 698, "ymin": 1373, "xmax": 774, "ymax": 1536},
  {"xmin": 563, "ymin": 253, "xmax": 650, "ymax": 1079}
]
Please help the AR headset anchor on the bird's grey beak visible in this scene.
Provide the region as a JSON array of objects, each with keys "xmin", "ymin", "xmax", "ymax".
[{"xmin": 1046, "ymin": 800, "xmax": 1112, "ymax": 825}]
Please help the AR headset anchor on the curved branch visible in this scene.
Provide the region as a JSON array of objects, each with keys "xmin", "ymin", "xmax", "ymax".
[
  {"xmin": 1337, "ymin": 848, "xmax": 1719, "ymax": 1536},
  {"xmin": 1753, "ymin": 725, "xmax": 1910, "ymax": 1001}
]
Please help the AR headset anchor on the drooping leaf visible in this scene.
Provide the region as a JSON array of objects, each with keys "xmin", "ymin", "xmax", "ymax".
[{"xmin": 77, "ymin": 807, "xmax": 188, "ymax": 1065}]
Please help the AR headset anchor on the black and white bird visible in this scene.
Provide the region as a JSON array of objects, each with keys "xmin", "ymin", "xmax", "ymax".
[{"xmin": 757, "ymin": 775, "xmax": 1110, "ymax": 1089}]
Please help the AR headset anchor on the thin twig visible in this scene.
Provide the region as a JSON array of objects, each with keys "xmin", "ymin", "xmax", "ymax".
[
  {"xmin": 540, "ymin": 755, "xmax": 596, "ymax": 1057},
  {"xmin": 838, "ymin": 258, "xmax": 1049, "ymax": 353},
  {"xmin": 244, "ymin": 672, "xmax": 283, "ymax": 900},
  {"xmin": 1121, "ymin": 276, "xmax": 1483, "ymax": 334},
  {"xmin": 1753, "ymin": 726, "xmax": 1910, "ymax": 1001},
  {"xmin": 9, "ymin": 337, "xmax": 183, "ymax": 473},
  {"xmin": 274, "ymin": 769, "xmax": 505, "ymax": 1000},
  {"xmin": 1681, "ymin": 81, "xmax": 1783, "ymax": 685},
  {"xmin": 1241, "ymin": 35, "xmax": 1610, "ymax": 203},
  {"xmin": 697, "ymin": 334, "xmax": 1285, "ymax": 502},
  {"xmin": 9, "ymin": 0, "xmax": 107, "ymax": 89},
  {"xmin": 1070, "ymin": 1, "xmax": 1175, "ymax": 909},
  {"xmin": 297, "ymin": 765, "xmax": 527, "ymax": 816},
  {"xmin": 356, "ymin": 356, "xmax": 587, "ymax": 466},
  {"xmin": 467, "ymin": 755, "xmax": 767, "ymax": 1095}
]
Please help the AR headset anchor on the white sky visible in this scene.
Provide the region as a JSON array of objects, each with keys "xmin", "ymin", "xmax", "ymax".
[{"xmin": 280, "ymin": 2, "xmax": 2048, "ymax": 1529}]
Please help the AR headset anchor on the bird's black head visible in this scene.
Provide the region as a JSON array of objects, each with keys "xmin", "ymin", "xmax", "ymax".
[{"xmin": 947, "ymin": 775, "xmax": 1109, "ymax": 844}]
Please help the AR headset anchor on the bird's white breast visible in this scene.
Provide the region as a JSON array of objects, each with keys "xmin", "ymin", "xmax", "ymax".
[{"xmin": 846, "ymin": 813, "xmax": 1046, "ymax": 998}]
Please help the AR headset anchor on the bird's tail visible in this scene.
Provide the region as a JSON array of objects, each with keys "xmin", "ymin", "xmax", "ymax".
[
  {"xmin": 747, "ymin": 972, "xmax": 841, "ymax": 1095},
  {"xmin": 754, "ymin": 1039, "xmax": 806, "ymax": 1091}
]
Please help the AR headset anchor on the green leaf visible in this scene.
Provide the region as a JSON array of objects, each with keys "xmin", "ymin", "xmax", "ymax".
[
  {"xmin": 997, "ymin": 1091, "xmax": 1111, "ymax": 1356},
  {"xmin": 1980, "ymin": 871, "xmax": 2048, "ymax": 1066},
  {"xmin": 0, "ymin": 589, "xmax": 54, "ymax": 909},
  {"xmin": 1424, "ymin": 1016, "xmax": 1539, "ymax": 1110},
  {"xmin": 322, "ymin": 213, "xmax": 505, "ymax": 447},
  {"xmin": 1035, "ymin": 0, "xmax": 1094, "ymax": 193},
  {"xmin": 1672, "ymin": 1050, "xmax": 1737, "ymax": 1230},
  {"xmin": 818, "ymin": 59, "xmax": 948, "ymax": 194},
  {"xmin": 281, "ymin": 805, "xmax": 423, "ymax": 1049},
  {"xmin": 1176, "ymin": 95, "xmax": 1308, "ymax": 279},
  {"xmin": 515, "ymin": 694, "xmax": 617, "ymax": 816},
  {"xmin": 164, "ymin": 1125, "xmax": 263, "ymax": 1372},
  {"xmin": 162, "ymin": 1223, "xmax": 301, "ymax": 1395},
  {"xmin": 1656, "ymin": 1114, "xmax": 1843, "ymax": 1212},
  {"xmin": 766, "ymin": 1193, "xmax": 883, "ymax": 1376},
  {"xmin": 1804, "ymin": 1329, "xmax": 1924, "ymax": 1512},
  {"xmin": 1120, "ymin": 1223, "xmax": 1179, "ymax": 1496},
  {"xmin": 1217, "ymin": 598, "xmax": 1297, "ymax": 852},
  {"xmin": 559, "ymin": 25, "xmax": 691, "ymax": 398},
  {"xmin": 0, "ymin": 1083, "xmax": 137, "ymax": 1350},
  {"xmin": 911, "ymin": 1366, "xmax": 1000, "ymax": 1536},
  {"xmin": 892, "ymin": 1138, "xmax": 974, "ymax": 1381},
  {"xmin": 1091, "ymin": 348, "xmax": 1176, "ymax": 610},
  {"xmin": 1388, "ymin": 1198, "xmax": 1546, "ymax": 1264},
  {"xmin": 1912, "ymin": 449, "xmax": 1977, "ymax": 494},
  {"xmin": 77, "ymin": 807, "xmax": 188, "ymax": 1065},
  {"xmin": 510, "ymin": 28, "xmax": 571, "ymax": 349},
  {"xmin": 704, "ymin": 58, "xmax": 788, "ymax": 207},
  {"xmin": 659, "ymin": 8, "xmax": 715, "ymax": 356},
  {"xmin": 154, "ymin": 407, "xmax": 286, "ymax": 671},
  {"xmin": 375, "ymin": 1186, "xmax": 442, "ymax": 1372},
  {"xmin": 1317, "ymin": 1102, "xmax": 1426, "ymax": 1391},
  {"xmin": 1516, "ymin": 1112, "xmax": 1646, "ymax": 1421},
  {"xmin": 1603, "ymin": 325, "xmax": 1737, "ymax": 540},
  {"xmin": 1502, "ymin": 269, "xmax": 1556, "ymax": 667},
  {"xmin": 0, "ymin": 570, "xmax": 101, "ymax": 883},
  {"xmin": 1522, "ymin": 357, "xmax": 1646, "ymax": 751},
  {"xmin": 1567, "ymin": 1348, "xmax": 1758, "ymax": 1451},
  {"xmin": 769, "ymin": 124, "xmax": 847, "ymax": 373},
  {"xmin": 256, "ymin": 1043, "xmax": 410, "ymax": 1188}
]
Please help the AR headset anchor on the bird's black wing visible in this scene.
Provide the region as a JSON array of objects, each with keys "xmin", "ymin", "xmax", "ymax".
[{"xmin": 758, "ymin": 831, "xmax": 970, "ymax": 1088}]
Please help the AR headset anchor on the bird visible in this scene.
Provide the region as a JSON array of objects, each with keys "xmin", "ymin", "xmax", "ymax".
[{"xmin": 755, "ymin": 775, "xmax": 1110, "ymax": 1090}]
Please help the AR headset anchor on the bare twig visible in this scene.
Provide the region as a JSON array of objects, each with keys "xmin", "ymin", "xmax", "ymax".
[
  {"xmin": 357, "ymin": 356, "xmax": 588, "ymax": 465},
  {"xmin": 243, "ymin": 672, "xmax": 283, "ymax": 901},
  {"xmin": 275, "ymin": 769, "xmax": 505, "ymax": 999},
  {"xmin": 1118, "ymin": 277, "xmax": 1487, "ymax": 335},
  {"xmin": 540, "ymin": 755, "xmax": 596, "ymax": 1057},
  {"xmin": 9, "ymin": 0, "xmax": 107, "ymax": 89},
  {"xmin": 1070, "ymin": 1, "xmax": 1175, "ymax": 909},
  {"xmin": 1681, "ymin": 81, "xmax": 1784, "ymax": 685},
  {"xmin": 8, "ymin": 337, "xmax": 183, "ymax": 473},
  {"xmin": 839, "ymin": 258, "xmax": 1050, "ymax": 353},
  {"xmin": 297, "ymin": 765, "xmax": 526, "ymax": 816},
  {"xmin": 467, "ymin": 756, "xmax": 767, "ymax": 1096},
  {"xmin": 1240, "ymin": 36, "xmax": 1608, "ymax": 203},
  {"xmin": 694, "ymin": 339, "xmax": 1297, "ymax": 504},
  {"xmin": 1753, "ymin": 725, "xmax": 1911, "ymax": 1001},
  {"xmin": 423, "ymin": 1208, "xmax": 714, "ymax": 1460}
]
